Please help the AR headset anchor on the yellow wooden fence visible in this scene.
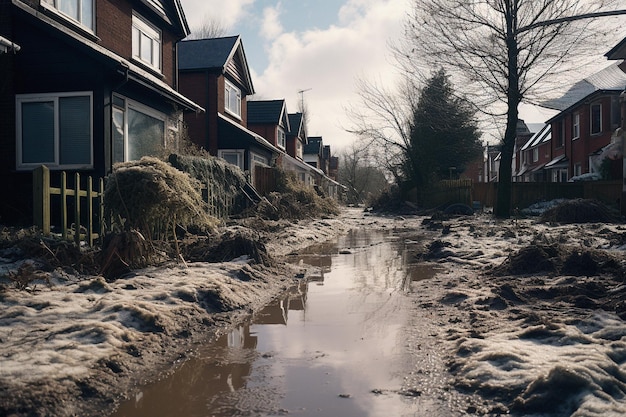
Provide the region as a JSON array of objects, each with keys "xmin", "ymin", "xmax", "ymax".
[{"xmin": 33, "ymin": 165, "xmax": 105, "ymax": 247}]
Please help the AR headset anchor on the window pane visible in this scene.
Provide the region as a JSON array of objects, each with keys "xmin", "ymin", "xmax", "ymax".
[
  {"xmin": 132, "ymin": 27, "xmax": 140, "ymax": 58},
  {"xmin": 81, "ymin": 0, "xmax": 93, "ymax": 29},
  {"xmin": 222, "ymin": 153, "xmax": 239, "ymax": 166},
  {"xmin": 141, "ymin": 33, "xmax": 152, "ymax": 63},
  {"xmin": 59, "ymin": 0, "xmax": 78, "ymax": 21},
  {"xmin": 113, "ymin": 107, "xmax": 125, "ymax": 163},
  {"xmin": 59, "ymin": 96, "xmax": 91, "ymax": 165},
  {"xmin": 153, "ymin": 40, "xmax": 160, "ymax": 69},
  {"xmin": 128, "ymin": 108, "xmax": 164, "ymax": 161},
  {"xmin": 22, "ymin": 101, "xmax": 56, "ymax": 164}
]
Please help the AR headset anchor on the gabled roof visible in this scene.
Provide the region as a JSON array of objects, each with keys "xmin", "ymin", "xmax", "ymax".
[
  {"xmin": 139, "ymin": 0, "xmax": 190, "ymax": 37},
  {"xmin": 178, "ymin": 36, "xmax": 254, "ymax": 95},
  {"xmin": 520, "ymin": 124, "xmax": 550, "ymax": 151},
  {"xmin": 304, "ymin": 136, "xmax": 323, "ymax": 154},
  {"xmin": 542, "ymin": 62, "xmax": 626, "ymax": 112},
  {"xmin": 287, "ymin": 113, "xmax": 303, "ymax": 137},
  {"xmin": 247, "ymin": 100, "xmax": 289, "ymax": 129}
]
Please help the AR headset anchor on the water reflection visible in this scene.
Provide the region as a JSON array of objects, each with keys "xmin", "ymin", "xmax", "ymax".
[{"xmin": 112, "ymin": 229, "xmax": 437, "ymax": 417}]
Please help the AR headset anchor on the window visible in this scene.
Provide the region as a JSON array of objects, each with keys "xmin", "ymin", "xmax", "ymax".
[
  {"xmin": 112, "ymin": 96, "xmax": 166, "ymax": 163},
  {"xmin": 296, "ymin": 141, "xmax": 303, "ymax": 159},
  {"xmin": 224, "ymin": 80, "xmax": 241, "ymax": 118},
  {"xmin": 43, "ymin": 0, "xmax": 94, "ymax": 31},
  {"xmin": 532, "ymin": 148, "xmax": 539, "ymax": 163},
  {"xmin": 611, "ymin": 96, "xmax": 621, "ymax": 129},
  {"xmin": 573, "ymin": 113, "xmax": 580, "ymax": 139},
  {"xmin": 277, "ymin": 127, "xmax": 286, "ymax": 150},
  {"xmin": 590, "ymin": 103, "xmax": 602, "ymax": 135},
  {"xmin": 16, "ymin": 92, "xmax": 92, "ymax": 169},
  {"xmin": 132, "ymin": 14, "xmax": 161, "ymax": 72},
  {"xmin": 552, "ymin": 168, "xmax": 568, "ymax": 183},
  {"xmin": 218, "ymin": 149, "xmax": 244, "ymax": 170},
  {"xmin": 574, "ymin": 163, "xmax": 582, "ymax": 177}
]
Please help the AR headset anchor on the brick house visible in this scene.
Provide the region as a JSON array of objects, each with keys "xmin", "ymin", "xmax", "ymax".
[
  {"xmin": 540, "ymin": 62, "xmax": 626, "ymax": 182},
  {"xmin": 0, "ymin": 0, "xmax": 202, "ymax": 223},
  {"xmin": 178, "ymin": 36, "xmax": 280, "ymax": 187},
  {"xmin": 247, "ymin": 99, "xmax": 319, "ymax": 186}
]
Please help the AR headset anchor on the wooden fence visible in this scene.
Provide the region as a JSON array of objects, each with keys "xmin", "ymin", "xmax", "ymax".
[
  {"xmin": 32, "ymin": 165, "xmax": 240, "ymax": 247},
  {"xmin": 471, "ymin": 180, "xmax": 622, "ymax": 211},
  {"xmin": 33, "ymin": 165, "xmax": 105, "ymax": 247},
  {"xmin": 417, "ymin": 178, "xmax": 473, "ymax": 208}
]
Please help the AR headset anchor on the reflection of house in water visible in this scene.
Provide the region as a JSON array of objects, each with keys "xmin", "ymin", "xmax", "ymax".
[{"xmin": 254, "ymin": 281, "xmax": 309, "ymax": 325}]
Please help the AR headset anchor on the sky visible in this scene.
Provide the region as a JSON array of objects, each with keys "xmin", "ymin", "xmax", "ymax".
[{"xmin": 177, "ymin": 0, "xmax": 622, "ymax": 152}]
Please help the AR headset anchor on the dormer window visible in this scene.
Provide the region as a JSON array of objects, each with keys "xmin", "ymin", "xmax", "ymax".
[
  {"xmin": 225, "ymin": 80, "xmax": 241, "ymax": 118},
  {"xmin": 43, "ymin": 0, "xmax": 94, "ymax": 31},
  {"xmin": 132, "ymin": 14, "xmax": 162, "ymax": 72}
]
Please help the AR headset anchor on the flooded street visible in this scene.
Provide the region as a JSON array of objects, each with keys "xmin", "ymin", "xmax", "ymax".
[{"xmin": 112, "ymin": 228, "xmax": 432, "ymax": 417}]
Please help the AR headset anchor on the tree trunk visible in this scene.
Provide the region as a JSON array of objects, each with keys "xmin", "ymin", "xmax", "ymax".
[{"xmin": 495, "ymin": 1, "xmax": 520, "ymax": 219}]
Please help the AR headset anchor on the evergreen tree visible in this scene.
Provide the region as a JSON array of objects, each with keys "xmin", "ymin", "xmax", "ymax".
[{"xmin": 404, "ymin": 69, "xmax": 482, "ymax": 190}]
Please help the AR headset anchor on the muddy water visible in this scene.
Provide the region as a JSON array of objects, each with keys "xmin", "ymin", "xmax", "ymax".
[{"xmin": 112, "ymin": 229, "xmax": 434, "ymax": 417}]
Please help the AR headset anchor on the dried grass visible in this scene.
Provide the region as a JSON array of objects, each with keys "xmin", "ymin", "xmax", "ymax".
[{"xmin": 104, "ymin": 157, "xmax": 216, "ymax": 236}]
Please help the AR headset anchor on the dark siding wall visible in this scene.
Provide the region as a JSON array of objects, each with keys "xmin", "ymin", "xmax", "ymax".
[{"xmin": 248, "ymin": 124, "xmax": 277, "ymax": 146}]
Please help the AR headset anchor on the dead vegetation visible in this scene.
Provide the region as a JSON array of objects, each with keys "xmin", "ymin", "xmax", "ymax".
[
  {"xmin": 253, "ymin": 170, "xmax": 340, "ymax": 220},
  {"xmin": 540, "ymin": 199, "xmax": 621, "ymax": 224}
]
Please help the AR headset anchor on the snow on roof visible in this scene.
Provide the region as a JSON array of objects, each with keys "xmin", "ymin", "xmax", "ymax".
[
  {"xmin": 541, "ymin": 62, "xmax": 626, "ymax": 111},
  {"xmin": 521, "ymin": 124, "xmax": 550, "ymax": 151}
]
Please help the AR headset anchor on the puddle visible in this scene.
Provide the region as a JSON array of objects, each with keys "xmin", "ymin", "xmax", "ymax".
[{"xmin": 111, "ymin": 229, "xmax": 440, "ymax": 417}]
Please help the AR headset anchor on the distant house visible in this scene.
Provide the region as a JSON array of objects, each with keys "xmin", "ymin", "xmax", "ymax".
[
  {"xmin": 178, "ymin": 36, "xmax": 280, "ymax": 187},
  {"xmin": 286, "ymin": 113, "xmax": 305, "ymax": 161},
  {"xmin": 541, "ymin": 62, "xmax": 626, "ymax": 182},
  {"xmin": 517, "ymin": 124, "xmax": 551, "ymax": 182},
  {"xmin": 0, "ymin": 0, "xmax": 202, "ymax": 223},
  {"xmin": 247, "ymin": 100, "xmax": 319, "ymax": 186},
  {"xmin": 304, "ymin": 136, "xmax": 324, "ymax": 170}
]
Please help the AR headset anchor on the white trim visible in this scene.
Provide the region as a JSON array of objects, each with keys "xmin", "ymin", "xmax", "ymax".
[
  {"xmin": 224, "ymin": 79, "xmax": 242, "ymax": 119},
  {"xmin": 42, "ymin": 0, "xmax": 95, "ymax": 33},
  {"xmin": 16, "ymin": 91, "xmax": 93, "ymax": 170},
  {"xmin": 573, "ymin": 112, "xmax": 580, "ymax": 140},
  {"xmin": 132, "ymin": 13, "xmax": 162, "ymax": 73},
  {"xmin": 218, "ymin": 149, "xmax": 245, "ymax": 170}
]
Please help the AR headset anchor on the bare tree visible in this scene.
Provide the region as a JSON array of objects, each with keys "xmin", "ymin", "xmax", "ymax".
[
  {"xmin": 338, "ymin": 142, "xmax": 389, "ymax": 205},
  {"xmin": 403, "ymin": 0, "xmax": 626, "ymax": 217},
  {"xmin": 187, "ymin": 15, "xmax": 228, "ymax": 40}
]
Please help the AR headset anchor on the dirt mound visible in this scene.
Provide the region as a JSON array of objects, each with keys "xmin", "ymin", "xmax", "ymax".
[
  {"xmin": 540, "ymin": 199, "xmax": 621, "ymax": 224},
  {"xmin": 182, "ymin": 229, "xmax": 274, "ymax": 267},
  {"xmin": 492, "ymin": 242, "xmax": 624, "ymax": 278}
]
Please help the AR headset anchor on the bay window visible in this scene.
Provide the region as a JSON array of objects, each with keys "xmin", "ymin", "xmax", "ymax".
[{"xmin": 112, "ymin": 96, "xmax": 166, "ymax": 163}]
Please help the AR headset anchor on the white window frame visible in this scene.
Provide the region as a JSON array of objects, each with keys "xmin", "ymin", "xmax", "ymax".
[
  {"xmin": 42, "ymin": 0, "xmax": 95, "ymax": 32},
  {"xmin": 532, "ymin": 147, "xmax": 538, "ymax": 163},
  {"xmin": 132, "ymin": 13, "xmax": 162, "ymax": 72},
  {"xmin": 574, "ymin": 163, "xmax": 582, "ymax": 177},
  {"xmin": 573, "ymin": 113, "xmax": 580, "ymax": 139},
  {"xmin": 16, "ymin": 91, "xmax": 93, "ymax": 170},
  {"xmin": 224, "ymin": 80, "xmax": 242, "ymax": 118},
  {"xmin": 590, "ymin": 103, "xmax": 602, "ymax": 135},
  {"xmin": 277, "ymin": 127, "xmax": 286, "ymax": 150},
  {"xmin": 218, "ymin": 149, "xmax": 244, "ymax": 170},
  {"xmin": 113, "ymin": 95, "xmax": 167, "ymax": 162}
]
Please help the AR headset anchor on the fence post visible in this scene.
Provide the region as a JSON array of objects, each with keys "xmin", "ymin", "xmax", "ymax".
[
  {"xmin": 74, "ymin": 173, "xmax": 81, "ymax": 246},
  {"xmin": 33, "ymin": 165, "xmax": 51, "ymax": 234},
  {"xmin": 87, "ymin": 176, "xmax": 94, "ymax": 247},
  {"xmin": 61, "ymin": 172, "xmax": 68, "ymax": 240},
  {"xmin": 99, "ymin": 177, "xmax": 105, "ymax": 244}
]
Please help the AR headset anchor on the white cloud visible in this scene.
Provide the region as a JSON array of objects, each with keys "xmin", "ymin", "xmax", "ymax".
[
  {"xmin": 254, "ymin": 0, "xmax": 409, "ymax": 151},
  {"xmin": 261, "ymin": 3, "xmax": 284, "ymax": 40},
  {"xmin": 181, "ymin": 0, "xmax": 256, "ymax": 33}
]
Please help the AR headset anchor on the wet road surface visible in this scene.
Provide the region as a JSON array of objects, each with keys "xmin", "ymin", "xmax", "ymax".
[{"xmin": 112, "ymin": 229, "xmax": 433, "ymax": 416}]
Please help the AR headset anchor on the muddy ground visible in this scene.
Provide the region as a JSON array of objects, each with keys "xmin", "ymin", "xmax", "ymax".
[{"xmin": 2, "ymin": 205, "xmax": 626, "ymax": 416}]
